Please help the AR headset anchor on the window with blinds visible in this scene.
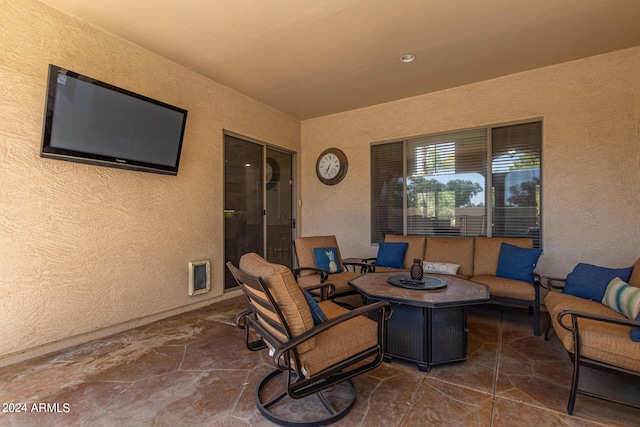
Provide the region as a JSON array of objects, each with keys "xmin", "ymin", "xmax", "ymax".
[
  {"xmin": 371, "ymin": 141, "xmax": 404, "ymax": 242},
  {"xmin": 491, "ymin": 122, "xmax": 541, "ymax": 246},
  {"xmin": 406, "ymin": 128, "xmax": 487, "ymax": 237},
  {"xmin": 371, "ymin": 121, "xmax": 542, "ymax": 247}
]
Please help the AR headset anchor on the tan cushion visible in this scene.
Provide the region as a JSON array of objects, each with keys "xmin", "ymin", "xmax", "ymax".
[
  {"xmin": 384, "ymin": 234, "xmax": 426, "ymax": 269},
  {"xmin": 294, "ymin": 235, "xmax": 346, "ymax": 275},
  {"xmin": 472, "ymin": 275, "xmax": 535, "ymax": 301},
  {"xmin": 296, "ymin": 270, "xmax": 360, "ymax": 295},
  {"xmin": 299, "ymin": 300, "xmax": 379, "ymax": 376},
  {"xmin": 425, "ymin": 237, "xmax": 475, "ymax": 277},
  {"xmin": 545, "ymin": 291, "xmax": 640, "ymax": 372},
  {"xmin": 239, "ymin": 253, "xmax": 316, "ymax": 353},
  {"xmin": 628, "ymin": 257, "xmax": 640, "ymax": 288},
  {"xmin": 473, "ymin": 237, "xmax": 533, "ymax": 276}
]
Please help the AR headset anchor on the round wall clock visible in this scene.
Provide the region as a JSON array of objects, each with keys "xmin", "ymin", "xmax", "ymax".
[{"xmin": 316, "ymin": 148, "xmax": 348, "ymax": 185}]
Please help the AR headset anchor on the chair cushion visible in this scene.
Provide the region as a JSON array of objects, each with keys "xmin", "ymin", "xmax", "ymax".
[
  {"xmin": 473, "ymin": 237, "xmax": 533, "ymax": 276},
  {"xmin": 632, "ymin": 313, "xmax": 640, "ymax": 342},
  {"xmin": 384, "ymin": 234, "xmax": 426, "ymax": 269},
  {"xmin": 313, "ymin": 247, "xmax": 342, "ymax": 273},
  {"xmin": 562, "ymin": 263, "xmax": 634, "ymax": 302},
  {"xmin": 425, "ymin": 237, "xmax": 475, "ymax": 277},
  {"xmin": 545, "ymin": 291, "xmax": 640, "ymax": 372},
  {"xmin": 299, "ymin": 300, "xmax": 379, "ymax": 376},
  {"xmin": 296, "ymin": 271, "xmax": 360, "ymax": 296},
  {"xmin": 602, "ymin": 277, "xmax": 640, "ymax": 319},
  {"xmin": 628, "ymin": 257, "xmax": 640, "ymax": 287},
  {"xmin": 239, "ymin": 253, "xmax": 316, "ymax": 353},
  {"xmin": 495, "ymin": 243, "xmax": 542, "ymax": 284},
  {"xmin": 294, "ymin": 236, "xmax": 345, "ymax": 276},
  {"xmin": 376, "ymin": 242, "xmax": 408, "ymax": 269}
]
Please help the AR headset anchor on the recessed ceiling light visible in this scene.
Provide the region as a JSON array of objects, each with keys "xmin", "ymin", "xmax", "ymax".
[{"xmin": 400, "ymin": 54, "xmax": 416, "ymax": 63}]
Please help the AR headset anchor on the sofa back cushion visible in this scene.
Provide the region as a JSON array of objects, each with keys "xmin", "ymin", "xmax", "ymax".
[
  {"xmin": 424, "ymin": 237, "xmax": 475, "ymax": 277},
  {"xmin": 384, "ymin": 234, "xmax": 426, "ymax": 269},
  {"xmin": 473, "ymin": 237, "xmax": 533, "ymax": 277},
  {"xmin": 629, "ymin": 257, "xmax": 640, "ymax": 288}
]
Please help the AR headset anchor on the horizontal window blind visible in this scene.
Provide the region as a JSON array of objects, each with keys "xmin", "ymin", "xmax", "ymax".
[
  {"xmin": 371, "ymin": 141, "xmax": 404, "ymax": 243},
  {"xmin": 491, "ymin": 122, "xmax": 542, "ymax": 247},
  {"xmin": 406, "ymin": 129, "xmax": 487, "ymax": 237}
]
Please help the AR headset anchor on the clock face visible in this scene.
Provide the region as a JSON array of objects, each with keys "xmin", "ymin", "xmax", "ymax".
[
  {"xmin": 266, "ymin": 162, "xmax": 273, "ymax": 182},
  {"xmin": 316, "ymin": 148, "xmax": 348, "ymax": 185},
  {"xmin": 318, "ymin": 153, "xmax": 341, "ymax": 179}
]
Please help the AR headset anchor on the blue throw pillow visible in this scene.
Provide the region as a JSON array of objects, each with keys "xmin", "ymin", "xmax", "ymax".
[
  {"xmin": 376, "ymin": 242, "xmax": 408, "ymax": 269},
  {"xmin": 631, "ymin": 312, "xmax": 640, "ymax": 342},
  {"xmin": 313, "ymin": 247, "xmax": 342, "ymax": 273},
  {"xmin": 303, "ymin": 290, "xmax": 328, "ymax": 326},
  {"xmin": 562, "ymin": 263, "xmax": 634, "ymax": 301},
  {"xmin": 495, "ymin": 243, "xmax": 542, "ymax": 284}
]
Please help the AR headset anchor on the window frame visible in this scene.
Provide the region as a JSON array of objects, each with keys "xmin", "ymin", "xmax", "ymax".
[{"xmin": 371, "ymin": 119, "xmax": 542, "ymax": 247}]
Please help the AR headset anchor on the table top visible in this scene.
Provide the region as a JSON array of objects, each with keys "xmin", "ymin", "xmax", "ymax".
[{"xmin": 349, "ymin": 272, "xmax": 489, "ymax": 308}]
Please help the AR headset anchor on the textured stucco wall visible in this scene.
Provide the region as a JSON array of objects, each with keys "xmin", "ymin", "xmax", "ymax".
[
  {"xmin": 0, "ymin": 0, "xmax": 299, "ymax": 363},
  {"xmin": 301, "ymin": 46, "xmax": 640, "ymax": 277}
]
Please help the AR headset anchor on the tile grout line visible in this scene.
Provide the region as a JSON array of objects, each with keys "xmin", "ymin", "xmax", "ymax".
[{"xmin": 489, "ymin": 310, "xmax": 504, "ymax": 427}]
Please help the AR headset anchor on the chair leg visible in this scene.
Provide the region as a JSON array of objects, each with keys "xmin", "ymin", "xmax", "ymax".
[
  {"xmin": 256, "ymin": 369, "xmax": 357, "ymax": 426},
  {"xmin": 567, "ymin": 356, "xmax": 580, "ymax": 415},
  {"xmin": 533, "ymin": 303, "xmax": 541, "ymax": 336},
  {"xmin": 544, "ymin": 312, "xmax": 553, "ymax": 341}
]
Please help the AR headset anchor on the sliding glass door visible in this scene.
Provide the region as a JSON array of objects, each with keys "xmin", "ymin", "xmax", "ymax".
[{"xmin": 224, "ymin": 133, "xmax": 295, "ymax": 290}]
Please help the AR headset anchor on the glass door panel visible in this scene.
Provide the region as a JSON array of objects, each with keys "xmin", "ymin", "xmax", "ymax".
[
  {"xmin": 224, "ymin": 135, "xmax": 264, "ymax": 290},
  {"xmin": 265, "ymin": 148, "xmax": 294, "ymax": 268}
]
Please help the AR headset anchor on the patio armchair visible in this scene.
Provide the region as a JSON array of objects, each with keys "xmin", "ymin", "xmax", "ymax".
[
  {"xmin": 542, "ymin": 257, "xmax": 640, "ymax": 414},
  {"xmin": 292, "ymin": 235, "xmax": 372, "ymax": 299},
  {"xmin": 227, "ymin": 253, "xmax": 391, "ymax": 426}
]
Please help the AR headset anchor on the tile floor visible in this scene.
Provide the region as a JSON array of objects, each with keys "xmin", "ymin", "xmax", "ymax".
[{"xmin": 0, "ymin": 296, "xmax": 639, "ymax": 426}]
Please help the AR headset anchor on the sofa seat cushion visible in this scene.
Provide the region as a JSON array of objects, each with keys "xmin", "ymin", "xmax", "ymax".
[
  {"xmin": 472, "ymin": 275, "xmax": 535, "ymax": 301},
  {"xmin": 545, "ymin": 291, "xmax": 640, "ymax": 373},
  {"xmin": 296, "ymin": 271, "xmax": 360, "ymax": 295},
  {"xmin": 299, "ymin": 300, "xmax": 378, "ymax": 376},
  {"xmin": 425, "ymin": 237, "xmax": 475, "ymax": 277}
]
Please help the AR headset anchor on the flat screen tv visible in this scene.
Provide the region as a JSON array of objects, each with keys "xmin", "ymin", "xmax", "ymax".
[{"xmin": 41, "ymin": 64, "xmax": 188, "ymax": 175}]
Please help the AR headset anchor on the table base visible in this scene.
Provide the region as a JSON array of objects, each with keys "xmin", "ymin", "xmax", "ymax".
[{"xmin": 368, "ymin": 298, "xmax": 469, "ymax": 372}]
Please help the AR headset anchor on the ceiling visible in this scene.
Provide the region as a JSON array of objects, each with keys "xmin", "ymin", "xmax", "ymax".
[{"xmin": 38, "ymin": 0, "xmax": 640, "ymax": 120}]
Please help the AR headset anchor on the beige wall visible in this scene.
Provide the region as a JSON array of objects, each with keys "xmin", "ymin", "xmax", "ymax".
[
  {"xmin": 300, "ymin": 46, "xmax": 640, "ymax": 277},
  {"xmin": 0, "ymin": 0, "xmax": 300, "ymax": 364}
]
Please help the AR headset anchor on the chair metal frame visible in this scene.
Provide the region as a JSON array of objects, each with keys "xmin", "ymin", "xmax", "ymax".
[
  {"xmin": 556, "ymin": 309, "xmax": 640, "ymax": 415},
  {"xmin": 227, "ymin": 261, "xmax": 391, "ymax": 426}
]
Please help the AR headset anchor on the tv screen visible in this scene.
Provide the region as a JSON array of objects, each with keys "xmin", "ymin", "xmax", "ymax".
[{"xmin": 41, "ymin": 64, "xmax": 188, "ymax": 175}]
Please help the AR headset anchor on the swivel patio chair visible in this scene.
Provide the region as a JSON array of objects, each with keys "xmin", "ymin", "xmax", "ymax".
[{"xmin": 227, "ymin": 253, "xmax": 391, "ymax": 426}]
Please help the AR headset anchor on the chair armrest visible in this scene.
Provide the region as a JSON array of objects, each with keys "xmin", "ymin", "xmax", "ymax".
[
  {"xmin": 302, "ymin": 282, "xmax": 336, "ymax": 300},
  {"xmin": 360, "ymin": 258, "xmax": 377, "ymax": 272},
  {"xmin": 273, "ymin": 301, "xmax": 392, "ymax": 366},
  {"xmin": 557, "ymin": 309, "xmax": 640, "ymax": 333},
  {"xmin": 292, "ymin": 267, "xmax": 329, "ymax": 282},
  {"xmin": 343, "ymin": 261, "xmax": 374, "ymax": 273},
  {"xmin": 540, "ymin": 276, "xmax": 567, "ymax": 291}
]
